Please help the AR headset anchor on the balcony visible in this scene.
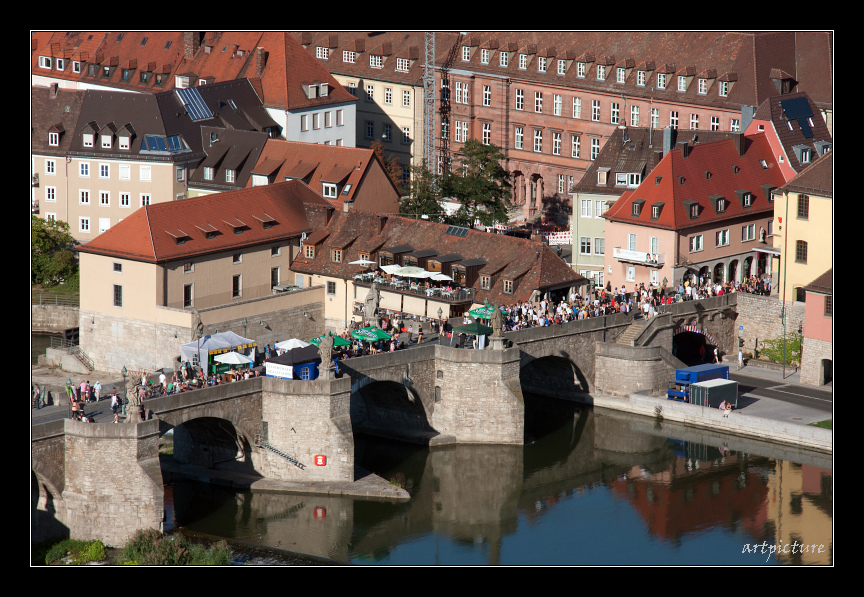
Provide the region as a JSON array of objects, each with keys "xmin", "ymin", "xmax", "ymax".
[
  {"xmin": 613, "ymin": 247, "xmax": 665, "ymax": 268},
  {"xmin": 352, "ymin": 274, "xmax": 475, "ymax": 304}
]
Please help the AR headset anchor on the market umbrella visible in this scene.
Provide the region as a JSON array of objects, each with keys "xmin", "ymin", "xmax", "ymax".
[
  {"xmin": 275, "ymin": 338, "xmax": 311, "ymax": 351},
  {"xmin": 451, "ymin": 322, "xmax": 493, "ymax": 336},
  {"xmin": 348, "ymin": 259, "xmax": 377, "ymax": 265},
  {"xmin": 431, "ymin": 273, "xmax": 453, "ymax": 281},
  {"xmin": 391, "ymin": 266, "xmax": 430, "ymax": 278},
  {"xmin": 351, "ymin": 326, "xmax": 392, "ymax": 342},
  {"xmin": 213, "ymin": 351, "xmax": 254, "ymax": 365},
  {"xmin": 309, "ymin": 334, "xmax": 352, "ymax": 347},
  {"xmin": 469, "ymin": 305, "xmax": 499, "ymax": 319}
]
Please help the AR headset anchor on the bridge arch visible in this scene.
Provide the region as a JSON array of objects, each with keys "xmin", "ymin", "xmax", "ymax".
[
  {"xmin": 349, "ymin": 372, "xmax": 437, "ymax": 444},
  {"xmin": 519, "ymin": 353, "xmax": 591, "ymax": 400},
  {"xmin": 672, "ymin": 324, "xmax": 721, "ymax": 365}
]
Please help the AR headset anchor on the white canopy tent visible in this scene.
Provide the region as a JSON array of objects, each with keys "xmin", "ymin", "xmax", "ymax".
[
  {"xmin": 213, "ymin": 351, "xmax": 254, "ymax": 365},
  {"xmin": 275, "ymin": 338, "xmax": 311, "ymax": 351},
  {"xmin": 180, "ymin": 331, "xmax": 256, "ymax": 369}
]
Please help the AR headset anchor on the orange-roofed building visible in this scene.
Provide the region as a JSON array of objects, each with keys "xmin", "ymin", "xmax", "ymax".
[
  {"xmin": 74, "ymin": 180, "xmax": 331, "ymax": 372},
  {"xmin": 249, "ymin": 139, "xmax": 401, "ymax": 215},
  {"xmin": 602, "ymin": 133, "xmax": 787, "ymax": 292}
]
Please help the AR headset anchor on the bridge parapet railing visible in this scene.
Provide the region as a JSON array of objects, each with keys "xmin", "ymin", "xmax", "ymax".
[
  {"xmin": 504, "ymin": 311, "xmax": 634, "ymax": 345},
  {"xmin": 657, "ymin": 292, "xmax": 738, "ymax": 318}
]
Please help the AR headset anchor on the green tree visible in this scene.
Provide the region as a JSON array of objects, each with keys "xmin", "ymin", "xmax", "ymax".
[
  {"xmin": 32, "ymin": 216, "xmax": 78, "ymax": 287},
  {"xmin": 441, "ymin": 140, "xmax": 512, "ymax": 227},
  {"xmin": 759, "ymin": 332, "xmax": 803, "ymax": 366},
  {"xmin": 399, "ymin": 163, "xmax": 445, "ymax": 221},
  {"xmin": 369, "ymin": 139, "xmax": 406, "ymax": 194}
]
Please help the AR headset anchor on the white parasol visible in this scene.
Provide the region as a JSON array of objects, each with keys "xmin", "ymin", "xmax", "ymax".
[
  {"xmin": 213, "ymin": 351, "xmax": 254, "ymax": 365},
  {"xmin": 275, "ymin": 338, "xmax": 312, "ymax": 351}
]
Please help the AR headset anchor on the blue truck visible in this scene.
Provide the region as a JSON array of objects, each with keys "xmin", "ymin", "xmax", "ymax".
[{"xmin": 667, "ymin": 364, "xmax": 730, "ymax": 402}]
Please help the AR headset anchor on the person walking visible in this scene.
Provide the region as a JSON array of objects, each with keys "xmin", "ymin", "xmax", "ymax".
[{"xmin": 94, "ymin": 381, "xmax": 102, "ymax": 402}]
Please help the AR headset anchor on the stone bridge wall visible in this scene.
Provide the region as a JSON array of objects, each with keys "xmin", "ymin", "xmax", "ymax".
[
  {"xmin": 594, "ymin": 342, "xmax": 684, "ymax": 398},
  {"xmin": 31, "ymin": 419, "xmax": 163, "ymax": 547}
]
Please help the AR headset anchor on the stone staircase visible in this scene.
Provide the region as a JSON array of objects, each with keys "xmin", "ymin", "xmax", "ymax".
[{"xmin": 615, "ymin": 317, "xmax": 648, "ymax": 346}]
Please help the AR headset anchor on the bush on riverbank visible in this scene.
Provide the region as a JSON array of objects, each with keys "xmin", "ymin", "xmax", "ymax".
[
  {"xmin": 36, "ymin": 538, "xmax": 106, "ymax": 565},
  {"xmin": 119, "ymin": 529, "xmax": 232, "ymax": 565}
]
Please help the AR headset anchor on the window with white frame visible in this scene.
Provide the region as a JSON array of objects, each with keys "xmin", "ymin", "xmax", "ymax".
[
  {"xmin": 711, "ymin": 116, "xmax": 720, "ymax": 131},
  {"xmin": 716, "ymin": 229, "xmax": 729, "ymax": 247},
  {"xmin": 571, "ymin": 135, "xmax": 580, "ymax": 158},
  {"xmin": 718, "ymin": 81, "xmax": 729, "ymax": 97},
  {"xmin": 534, "ymin": 91, "xmax": 542, "ymax": 113},
  {"xmin": 384, "ymin": 87, "xmax": 392, "ymax": 104},
  {"xmin": 323, "ymin": 183, "xmax": 337, "ymax": 198},
  {"xmin": 670, "ymin": 111, "xmax": 679, "ymax": 129},
  {"xmin": 650, "ymin": 237, "xmax": 659, "ymax": 256},
  {"xmin": 140, "ymin": 193, "xmax": 151, "ymax": 207},
  {"xmin": 580, "ymin": 199, "xmax": 592, "ymax": 218},
  {"xmin": 79, "ymin": 217, "xmax": 90, "ymax": 233},
  {"xmin": 503, "ymin": 279, "xmax": 513, "ymax": 294},
  {"xmin": 101, "ymin": 134, "xmax": 112, "ymax": 149},
  {"xmin": 590, "ymin": 138, "xmax": 600, "ymax": 160},
  {"xmin": 403, "ymin": 89, "xmax": 411, "ymax": 107},
  {"xmin": 117, "ymin": 164, "xmax": 130, "ymax": 181},
  {"xmin": 742, "ymin": 224, "xmax": 756, "ymax": 242},
  {"xmin": 557, "ymin": 59, "xmax": 567, "ymax": 75},
  {"xmin": 45, "ymin": 159, "xmax": 55, "ymax": 175},
  {"xmin": 689, "ymin": 234, "xmax": 703, "ymax": 252},
  {"xmin": 499, "ymin": 52, "xmax": 509, "ymax": 67},
  {"xmin": 455, "ymin": 120, "xmax": 464, "ymax": 143},
  {"xmin": 369, "ymin": 55, "xmax": 383, "ymax": 68},
  {"xmin": 594, "ymin": 237, "xmax": 605, "ymax": 255},
  {"xmin": 580, "ymin": 237, "xmax": 592, "ymax": 254},
  {"xmin": 519, "ymin": 54, "xmax": 528, "ymax": 69},
  {"xmin": 657, "ymin": 73, "xmax": 666, "ymax": 89},
  {"xmin": 226, "ymin": 169, "xmax": 235, "ymax": 183},
  {"xmin": 537, "ymin": 56, "xmax": 546, "ymax": 72},
  {"xmin": 325, "ymin": 111, "xmax": 332, "ymax": 127},
  {"xmin": 100, "ymin": 191, "xmax": 110, "ymax": 206},
  {"xmin": 336, "ymin": 109, "xmax": 344, "ymax": 126},
  {"xmin": 79, "ymin": 190, "xmax": 90, "ymax": 205},
  {"xmin": 482, "ymin": 123, "xmax": 491, "ymax": 145},
  {"xmin": 48, "ymin": 132, "xmax": 59, "ymax": 146},
  {"xmin": 515, "ymin": 127, "xmax": 523, "ymax": 149},
  {"xmin": 677, "ymin": 76, "xmax": 687, "ymax": 91},
  {"xmin": 628, "ymin": 233, "xmax": 637, "ymax": 251},
  {"xmin": 626, "ymin": 265, "xmax": 635, "ymax": 282},
  {"xmin": 402, "ymin": 127, "xmax": 410, "ymax": 144},
  {"xmin": 533, "ymin": 129, "xmax": 543, "ymax": 152},
  {"xmin": 483, "ymin": 85, "xmax": 490, "ymax": 107},
  {"xmin": 45, "ymin": 187, "xmax": 56, "ymax": 202},
  {"xmin": 698, "ymin": 78, "xmax": 708, "ymax": 94},
  {"xmin": 597, "ymin": 64, "xmax": 606, "ymax": 80},
  {"xmin": 552, "ymin": 132, "xmax": 561, "ymax": 155},
  {"xmin": 462, "ymin": 46, "xmax": 471, "ymax": 61},
  {"xmin": 80, "ymin": 162, "xmax": 90, "ymax": 178},
  {"xmin": 573, "ymin": 97, "xmax": 581, "ymax": 119},
  {"xmin": 616, "ymin": 67, "xmax": 626, "ymax": 83},
  {"xmin": 99, "ymin": 163, "xmax": 109, "ymax": 179},
  {"xmin": 558, "ymin": 174, "xmax": 566, "ymax": 193},
  {"xmin": 637, "ymin": 70, "xmax": 646, "ymax": 86},
  {"xmin": 480, "ymin": 49, "xmax": 490, "ymax": 64},
  {"xmin": 45, "ymin": 213, "xmax": 56, "ymax": 222},
  {"xmin": 39, "ymin": 56, "xmax": 51, "ymax": 69},
  {"xmin": 577, "ymin": 62, "xmax": 586, "ymax": 77},
  {"xmin": 140, "ymin": 165, "xmax": 151, "ymax": 182},
  {"xmin": 610, "ymin": 102, "xmax": 619, "ymax": 124},
  {"xmin": 365, "ymin": 84, "xmax": 374, "ymax": 101},
  {"xmin": 591, "ymin": 100, "xmax": 600, "ymax": 121},
  {"xmin": 630, "ymin": 105, "xmax": 639, "ymax": 127},
  {"xmin": 690, "ymin": 114, "xmax": 699, "ymax": 130},
  {"xmin": 516, "ymin": 89, "xmax": 524, "ymax": 110},
  {"xmin": 120, "ymin": 193, "xmax": 130, "ymax": 208},
  {"xmin": 316, "ymin": 46, "xmax": 329, "ymax": 59},
  {"xmin": 396, "ymin": 58, "xmax": 410, "ymax": 72},
  {"xmin": 343, "ymin": 50, "xmax": 355, "ymax": 63},
  {"xmin": 595, "ymin": 200, "xmax": 607, "ymax": 217},
  {"xmin": 651, "ymin": 108, "xmax": 659, "ymax": 129},
  {"xmin": 232, "ymin": 274, "xmax": 242, "ymax": 298},
  {"xmin": 730, "ymin": 119, "xmax": 740, "ymax": 132},
  {"xmin": 83, "ymin": 133, "xmax": 94, "ymax": 148}
]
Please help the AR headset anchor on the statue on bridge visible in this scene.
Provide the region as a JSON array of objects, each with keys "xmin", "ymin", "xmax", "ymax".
[
  {"xmin": 490, "ymin": 305, "xmax": 504, "ymax": 338},
  {"xmin": 318, "ymin": 333, "xmax": 336, "ymax": 380},
  {"xmin": 364, "ymin": 283, "xmax": 380, "ymax": 320},
  {"xmin": 125, "ymin": 370, "xmax": 146, "ymax": 424}
]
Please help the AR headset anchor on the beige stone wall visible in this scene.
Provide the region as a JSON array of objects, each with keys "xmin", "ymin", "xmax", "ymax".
[{"xmin": 800, "ymin": 336, "xmax": 832, "ymax": 387}]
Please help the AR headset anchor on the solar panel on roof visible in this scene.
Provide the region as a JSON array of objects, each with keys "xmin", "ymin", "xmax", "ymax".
[
  {"xmin": 445, "ymin": 225, "xmax": 469, "ymax": 237},
  {"xmin": 780, "ymin": 97, "xmax": 812, "ymax": 120},
  {"xmin": 176, "ymin": 87, "xmax": 214, "ymax": 122}
]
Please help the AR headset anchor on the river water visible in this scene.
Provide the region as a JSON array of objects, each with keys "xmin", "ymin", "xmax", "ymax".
[{"xmin": 166, "ymin": 396, "xmax": 832, "ymax": 565}]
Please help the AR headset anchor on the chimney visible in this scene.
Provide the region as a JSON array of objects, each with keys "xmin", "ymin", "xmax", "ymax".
[
  {"xmin": 49, "ymin": 83, "xmax": 58, "ymax": 98},
  {"xmin": 734, "ymin": 132, "xmax": 746, "ymax": 156},
  {"xmin": 255, "ymin": 48, "xmax": 267, "ymax": 77},
  {"xmin": 184, "ymin": 32, "xmax": 202, "ymax": 60},
  {"xmin": 662, "ymin": 126, "xmax": 675, "ymax": 156},
  {"xmin": 678, "ymin": 141, "xmax": 690, "ymax": 158}
]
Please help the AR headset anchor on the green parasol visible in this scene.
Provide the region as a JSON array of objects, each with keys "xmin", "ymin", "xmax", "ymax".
[
  {"xmin": 309, "ymin": 334, "xmax": 352, "ymax": 347},
  {"xmin": 468, "ymin": 305, "xmax": 499, "ymax": 319},
  {"xmin": 351, "ymin": 326, "xmax": 392, "ymax": 342},
  {"xmin": 451, "ymin": 321, "xmax": 493, "ymax": 336}
]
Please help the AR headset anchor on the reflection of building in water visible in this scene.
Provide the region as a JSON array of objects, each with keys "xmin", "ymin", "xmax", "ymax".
[
  {"xmin": 607, "ymin": 444, "xmax": 770, "ymax": 545},
  {"xmin": 767, "ymin": 461, "xmax": 832, "ymax": 565}
]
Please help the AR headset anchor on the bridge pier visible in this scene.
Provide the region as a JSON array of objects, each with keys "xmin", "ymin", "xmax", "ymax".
[{"xmin": 31, "ymin": 419, "xmax": 163, "ymax": 547}]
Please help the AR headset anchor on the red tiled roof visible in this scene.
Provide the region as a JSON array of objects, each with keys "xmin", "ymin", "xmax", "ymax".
[
  {"xmin": 291, "ymin": 209, "xmax": 586, "ymax": 304},
  {"xmin": 603, "ymin": 134, "xmax": 786, "ymax": 231},
  {"xmin": 76, "ymin": 180, "xmax": 331, "ymax": 263}
]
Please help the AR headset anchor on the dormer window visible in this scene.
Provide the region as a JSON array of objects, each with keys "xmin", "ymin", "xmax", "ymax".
[
  {"xmin": 715, "ymin": 197, "xmax": 726, "ymax": 213},
  {"xmin": 72, "ymin": 61, "xmax": 81, "ymax": 74},
  {"xmin": 83, "ymin": 133, "xmax": 94, "ymax": 148},
  {"xmin": 48, "ymin": 132, "xmax": 59, "ymax": 147},
  {"xmin": 677, "ymin": 76, "xmax": 688, "ymax": 91},
  {"xmin": 304, "ymin": 244, "xmax": 315, "ymax": 259},
  {"xmin": 56, "ymin": 58, "xmax": 65, "ymax": 71},
  {"xmin": 698, "ymin": 78, "xmax": 708, "ymax": 94},
  {"xmin": 503, "ymin": 279, "xmax": 513, "ymax": 294},
  {"xmin": 538, "ymin": 56, "xmax": 547, "ymax": 72},
  {"xmin": 322, "ymin": 182, "xmax": 337, "ymax": 198},
  {"xmin": 650, "ymin": 203, "xmax": 664, "ymax": 220},
  {"xmin": 657, "ymin": 73, "xmax": 666, "ymax": 89},
  {"xmin": 331, "ymin": 248, "xmax": 342, "ymax": 263},
  {"xmin": 396, "ymin": 58, "xmax": 410, "ymax": 72},
  {"xmin": 632, "ymin": 201, "xmax": 643, "ymax": 217},
  {"xmin": 462, "ymin": 46, "xmax": 471, "ymax": 61},
  {"xmin": 38, "ymin": 56, "xmax": 52, "ymax": 69},
  {"xmin": 480, "ymin": 49, "xmax": 490, "ymax": 64},
  {"xmin": 369, "ymin": 54, "xmax": 383, "ymax": 69},
  {"xmin": 637, "ymin": 70, "xmax": 646, "ymax": 86},
  {"xmin": 225, "ymin": 169, "xmax": 235, "ymax": 183},
  {"xmin": 557, "ymin": 59, "xmax": 567, "ymax": 75},
  {"xmin": 519, "ymin": 54, "xmax": 528, "ymax": 69},
  {"xmin": 101, "ymin": 134, "xmax": 112, "ymax": 149},
  {"xmin": 690, "ymin": 204, "xmax": 699, "ymax": 218},
  {"xmin": 616, "ymin": 67, "xmax": 626, "ymax": 83},
  {"xmin": 316, "ymin": 46, "xmax": 329, "ymax": 59},
  {"xmin": 576, "ymin": 62, "xmax": 586, "ymax": 77},
  {"xmin": 596, "ymin": 64, "xmax": 606, "ymax": 80}
]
